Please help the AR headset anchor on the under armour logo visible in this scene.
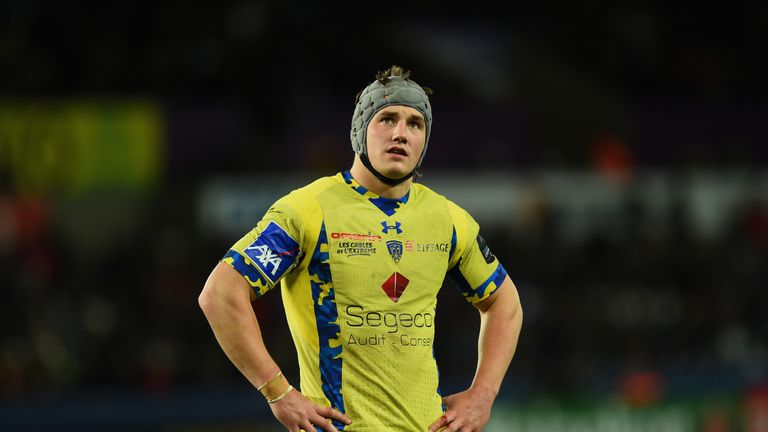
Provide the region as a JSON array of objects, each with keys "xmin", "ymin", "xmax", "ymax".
[
  {"xmin": 245, "ymin": 244, "xmax": 282, "ymax": 275},
  {"xmin": 381, "ymin": 221, "xmax": 403, "ymax": 234}
]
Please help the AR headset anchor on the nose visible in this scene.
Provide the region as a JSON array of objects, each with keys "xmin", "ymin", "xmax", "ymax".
[{"xmin": 392, "ymin": 120, "xmax": 408, "ymax": 143}]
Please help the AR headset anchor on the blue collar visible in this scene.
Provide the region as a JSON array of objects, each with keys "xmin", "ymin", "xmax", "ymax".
[{"xmin": 341, "ymin": 171, "xmax": 410, "ymax": 217}]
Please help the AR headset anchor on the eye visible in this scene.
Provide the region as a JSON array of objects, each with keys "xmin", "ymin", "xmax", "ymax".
[
  {"xmin": 408, "ymin": 120, "xmax": 423, "ymax": 129},
  {"xmin": 380, "ymin": 116, "xmax": 395, "ymax": 125}
]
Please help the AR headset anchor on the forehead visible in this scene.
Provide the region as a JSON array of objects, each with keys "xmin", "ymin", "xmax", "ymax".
[{"xmin": 374, "ymin": 105, "xmax": 424, "ymax": 120}]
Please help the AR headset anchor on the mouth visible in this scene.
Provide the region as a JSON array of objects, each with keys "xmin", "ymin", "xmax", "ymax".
[{"xmin": 386, "ymin": 147, "xmax": 408, "ymax": 157}]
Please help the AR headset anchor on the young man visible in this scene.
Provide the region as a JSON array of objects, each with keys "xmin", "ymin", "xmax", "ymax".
[{"xmin": 199, "ymin": 66, "xmax": 523, "ymax": 432}]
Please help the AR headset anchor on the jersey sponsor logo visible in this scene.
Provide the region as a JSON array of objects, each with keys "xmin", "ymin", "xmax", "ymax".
[
  {"xmin": 336, "ymin": 241, "xmax": 377, "ymax": 257},
  {"xmin": 330, "ymin": 232, "xmax": 383, "ymax": 242},
  {"xmin": 381, "ymin": 221, "xmax": 403, "ymax": 234},
  {"xmin": 243, "ymin": 221, "xmax": 300, "ymax": 284},
  {"xmin": 344, "ymin": 300, "xmax": 434, "ymax": 348},
  {"xmin": 477, "ymin": 234, "xmax": 495, "ymax": 264},
  {"xmin": 386, "ymin": 240, "xmax": 403, "ymax": 263},
  {"xmin": 381, "ymin": 271, "xmax": 409, "ymax": 302},
  {"xmin": 246, "ymin": 244, "xmax": 282, "ymax": 275},
  {"xmin": 345, "ymin": 304, "xmax": 433, "ymax": 333},
  {"xmin": 404, "ymin": 240, "xmax": 451, "ymax": 253}
]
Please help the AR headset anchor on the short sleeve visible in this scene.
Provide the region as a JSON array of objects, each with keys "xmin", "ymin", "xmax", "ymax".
[
  {"xmin": 221, "ymin": 196, "xmax": 304, "ymax": 298},
  {"xmin": 446, "ymin": 203, "xmax": 508, "ymax": 304}
]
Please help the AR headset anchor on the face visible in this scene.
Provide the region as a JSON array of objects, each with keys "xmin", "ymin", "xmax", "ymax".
[{"xmin": 365, "ymin": 105, "xmax": 426, "ymax": 178}]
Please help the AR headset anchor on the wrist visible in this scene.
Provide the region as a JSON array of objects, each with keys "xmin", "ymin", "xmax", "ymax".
[
  {"xmin": 469, "ymin": 382, "xmax": 499, "ymax": 403},
  {"xmin": 267, "ymin": 384, "xmax": 294, "ymax": 404},
  {"xmin": 257, "ymin": 371, "xmax": 292, "ymax": 403}
]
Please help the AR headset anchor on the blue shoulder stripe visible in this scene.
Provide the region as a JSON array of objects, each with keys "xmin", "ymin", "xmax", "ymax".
[
  {"xmin": 449, "ymin": 262, "xmax": 507, "ymax": 301},
  {"xmin": 222, "ymin": 250, "xmax": 270, "ymax": 298}
]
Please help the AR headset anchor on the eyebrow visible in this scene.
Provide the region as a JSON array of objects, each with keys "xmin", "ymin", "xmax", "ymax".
[{"xmin": 378, "ymin": 109, "xmax": 424, "ymax": 123}]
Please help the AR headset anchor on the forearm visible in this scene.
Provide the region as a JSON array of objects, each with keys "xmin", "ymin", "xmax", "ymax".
[
  {"xmin": 199, "ymin": 262, "xmax": 281, "ymax": 388},
  {"xmin": 200, "ymin": 263, "xmax": 351, "ymax": 430},
  {"xmin": 471, "ymin": 276, "xmax": 523, "ymax": 399},
  {"xmin": 428, "ymin": 278, "xmax": 522, "ymax": 432}
]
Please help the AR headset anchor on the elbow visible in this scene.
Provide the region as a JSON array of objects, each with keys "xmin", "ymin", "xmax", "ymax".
[
  {"xmin": 198, "ymin": 285, "xmax": 214, "ymax": 316},
  {"xmin": 199, "ymin": 279, "xmax": 223, "ymax": 318},
  {"xmin": 511, "ymin": 292, "xmax": 523, "ymax": 324},
  {"xmin": 199, "ymin": 269, "xmax": 251, "ymax": 318},
  {"xmin": 497, "ymin": 290, "xmax": 522, "ymax": 331}
]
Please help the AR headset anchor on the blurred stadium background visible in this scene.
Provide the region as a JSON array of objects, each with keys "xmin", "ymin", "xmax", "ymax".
[{"xmin": 1, "ymin": 2, "xmax": 767, "ymax": 431}]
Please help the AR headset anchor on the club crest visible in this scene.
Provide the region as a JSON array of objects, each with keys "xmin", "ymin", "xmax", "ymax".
[{"xmin": 386, "ymin": 240, "xmax": 403, "ymax": 263}]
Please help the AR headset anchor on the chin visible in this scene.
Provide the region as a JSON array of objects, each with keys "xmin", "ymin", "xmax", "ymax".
[
  {"xmin": 370, "ymin": 159, "xmax": 407, "ymax": 177},
  {"xmin": 378, "ymin": 167, "xmax": 412, "ymax": 179}
]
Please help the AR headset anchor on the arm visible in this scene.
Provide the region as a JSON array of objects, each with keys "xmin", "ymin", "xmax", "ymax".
[
  {"xmin": 429, "ymin": 275, "xmax": 523, "ymax": 432},
  {"xmin": 199, "ymin": 262, "xmax": 351, "ymax": 432}
]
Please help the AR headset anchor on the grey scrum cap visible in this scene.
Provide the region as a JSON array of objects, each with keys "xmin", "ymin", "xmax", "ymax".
[{"xmin": 350, "ymin": 75, "xmax": 432, "ymax": 168}]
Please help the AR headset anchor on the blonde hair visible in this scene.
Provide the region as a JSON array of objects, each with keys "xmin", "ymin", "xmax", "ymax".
[
  {"xmin": 376, "ymin": 65, "xmax": 410, "ymax": 83},
  {"xmin": 355, "ymin": 65, "xmax": 433, "ymax": 103}
]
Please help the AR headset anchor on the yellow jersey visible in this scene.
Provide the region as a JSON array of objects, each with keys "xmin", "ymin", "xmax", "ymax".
[{"xmin": 223, "ymin": 171, "xmax": 507, "ymax": 431}]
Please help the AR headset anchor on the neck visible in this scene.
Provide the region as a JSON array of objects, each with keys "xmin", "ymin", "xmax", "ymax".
[{"xmin": 349, "ymin": 157, "xmax": 412, "ymax": 199}]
